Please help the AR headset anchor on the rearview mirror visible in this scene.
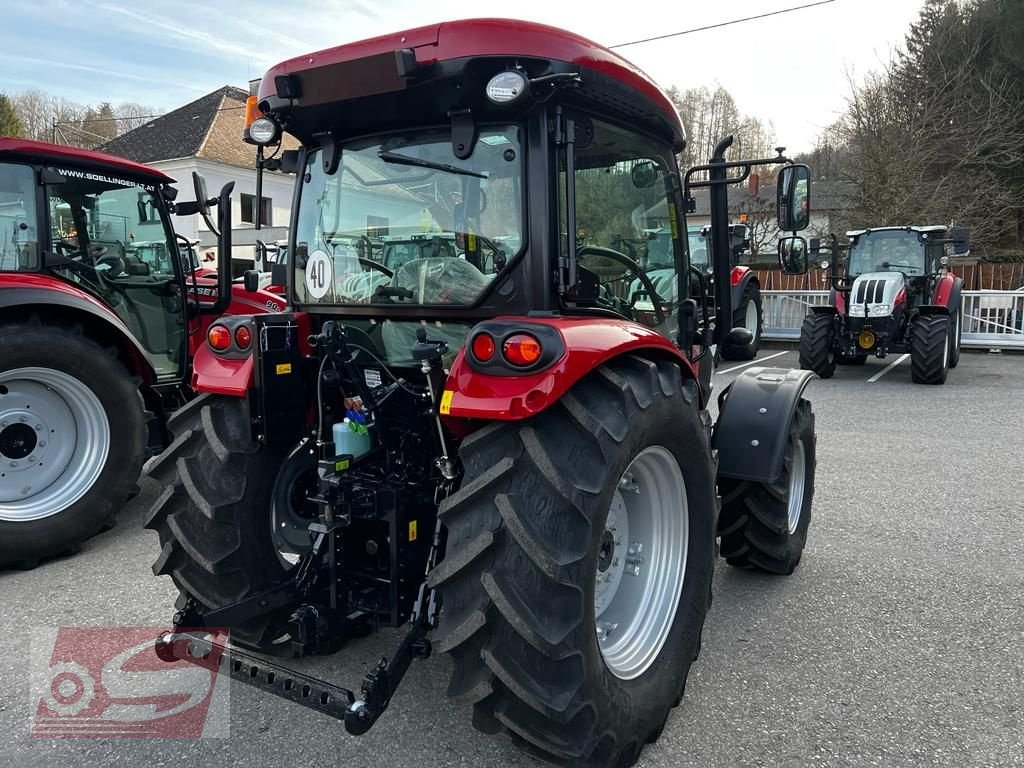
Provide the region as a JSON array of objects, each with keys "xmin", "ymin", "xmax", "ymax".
[
  {"xmin": 778, "ymin": 236, "xmax": 809, "ymax": 274},
  {"xmin": 243, "ymin": 269, "xmax": 260, "ymax": 293},
  {"xmin": 776, "ymin": 164, "xmax": 811, "ymax": 232},
  {"xmin": 192, "ymin": 171, "xmax": 211, "ymax": 216},
  {"xmin": 950, "ymin": 227, "xmax": 970, "ymax": 255},
  {"xmin": 630, "ymin": 161, "xmax": 658, "ymax": 189}
]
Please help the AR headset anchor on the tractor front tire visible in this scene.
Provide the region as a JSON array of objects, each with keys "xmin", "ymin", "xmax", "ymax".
[
  {"xmin": 799, "ymin": 313, "xmax": 836, "ymax": 379},
  {"xmin": 717, "ymin": 399, "xmax": 816, "ymax": 574},
  {"xmin": 910, "ymin": 315, "xmax": 950, "ymax": 385},
  {"xmin": 948, "ymin": 308, "xmax": 962, "ymax": 369},
  {"xmin": 721, "ymin": 282, "xmax": 763, "ymax": 361},
  {"xmin": 143, "ymin": 394, "xmax": 296, "ymax": 652},
  {"xmin": 431, "ymin": 356, "xmax": 717, "ymax": 768},
  {"xmin": 0, "ymin": 324, "xmax": 146, "ymax": 569}
]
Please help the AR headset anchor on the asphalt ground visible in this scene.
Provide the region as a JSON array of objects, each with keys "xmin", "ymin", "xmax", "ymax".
[{"xmin": 2, "ymin": 346, "xmax": 1022, "ymax": 767}]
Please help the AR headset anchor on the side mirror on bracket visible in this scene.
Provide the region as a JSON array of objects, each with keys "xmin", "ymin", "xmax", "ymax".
[
  {"xmin": 776, "ymin": 164, "xmax": 811, "ymax": 232},
  {"xmin": 778, "ymin": 236, "xmax": 809, "ymax": 275}
]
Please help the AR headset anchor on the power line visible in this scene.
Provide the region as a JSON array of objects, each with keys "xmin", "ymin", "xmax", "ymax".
[{"xmin": 609, "ymin": 0, "xmax": 837, "ymax": 49}]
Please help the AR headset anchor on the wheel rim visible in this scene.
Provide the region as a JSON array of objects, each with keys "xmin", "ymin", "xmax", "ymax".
[
  {"xmin": 744, "ymin": 301, "xmax": 758, "ymax": 335},
  {"xmin": 594, "ymin": 446, "xmax": 687, "ymax": 680},
  {"xmin": 943, "ymin": 328, "xmax": 950, "ymax": 368},
  {"xmin": 786, "ymin": 439, "xmax": 806, "ymax": 534},
  {"xmin": 0, "ymin": 367, "xmax": 110, "ymax": 522}
]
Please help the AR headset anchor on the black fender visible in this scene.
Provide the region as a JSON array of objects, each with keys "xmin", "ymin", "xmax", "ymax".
[
  {"xmin": 916, "ymin": 304, "xmax": 950, "ymax": 316},
  {"xmin": 809, "ymin": 305, "xmax": 836, "ymax": 315},
  {"xmin": 0, "ymin": 286, "xmax": 157, "ymax": 383},
  {"xmin": 713, "ymin": 367, "xmax": 816, "ymax": 484},
  {"xmin": 946, "ymin": 277, "xmax": 963, "ymax": 314},
  {"xmin": 730, "ymin": 271, "xmax": 758, "ymax": 315}
]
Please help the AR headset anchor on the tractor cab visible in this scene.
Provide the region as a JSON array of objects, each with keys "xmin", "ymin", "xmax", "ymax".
[{"xmin": 0, "ymin": 140, "xmax": 190, "ymax": 379}]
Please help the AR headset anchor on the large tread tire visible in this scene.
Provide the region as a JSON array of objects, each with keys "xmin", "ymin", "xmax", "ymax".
[
  {"xmin": 0, "ymin": 324, "xmax": 146, "ymax": 569},
  {"xmin": 910, "ymin": 315, "xmax": 950, "ymax": 385},
  {"xmin": 717, "ymin": 399, "xmax": 815, "ymax": 574},
  {"xmin": 720, "ymin": 281, "xmax": 763, "ymax": 361},
  {"xmin": 799, "ymin": 313, "xmax": 836, "ymax": 379},
  {"xmin": 142, "ymin": 393, "xmax": 293, "ymax": 652},
  {"xmin": 430, "ymin": 356, "xmax": 718, "ymax": 768},
  {"xmin": 948, "ymin": 308, "xmax": 962, "ymax": 369}
]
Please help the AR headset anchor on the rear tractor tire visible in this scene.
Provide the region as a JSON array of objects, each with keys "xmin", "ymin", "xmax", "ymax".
[
  {"xmin": 143, "ymin": 393, "xmax": 305, "ymax": 653},
  {"xmin": 910, "ymin": 315, "xmax": 950, "ymax": 385},
  {"xmin": 430, "ymin": 356, "xmax": 718, "ymax": 767},
  {"xmin": 721, "ymin": 281, "xmax": 763, "ymax": 361},
  {"xmin": 0, "ymin": 324, "xmax": 146, "ymax": 569},
  {"xmin": 717, "ymin": 399, "xmax": 816, "ymax": 574},
  {"xmin": 798, "ymin": 313, "xmax": 836, "ymax": 379}
]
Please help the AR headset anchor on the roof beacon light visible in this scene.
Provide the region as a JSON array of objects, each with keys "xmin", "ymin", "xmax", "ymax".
[
  {"xmin": 249, "ymin": 117, "xmax": 280, "ymax": 145},
  {"xmin": 486, "ymin": 71, "xmax": 529, "ymax": 105}
]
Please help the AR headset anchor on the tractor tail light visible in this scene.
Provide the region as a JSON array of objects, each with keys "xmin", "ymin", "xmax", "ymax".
[
  {"xmin": 502, "ymin": 333, "xmax": 542, "ymax": 367},
  {"xmin": 471, "ymin": 332, "xmax": 495, "ymax": 361},
  {"xmin": 235, "ymin": 325, "xmax": 252, "ymax": 350},
  {"xmin": 208, "ymin": 324, "xmax": 232, "ymax": 351}
]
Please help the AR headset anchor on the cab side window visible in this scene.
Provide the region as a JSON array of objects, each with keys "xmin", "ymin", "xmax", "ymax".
[
  {"xmin": 0, "ymin": 164, "xmax": 39, "ymax": 271},
  {"xmin": 570, "ymin": 118, "xmax": 684, "ymax": 340}
]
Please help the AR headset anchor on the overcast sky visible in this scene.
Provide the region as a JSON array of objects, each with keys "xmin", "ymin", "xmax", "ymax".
[{"xmin": 7, "ymin": 0, "xmax": 925, "ymax": 151}]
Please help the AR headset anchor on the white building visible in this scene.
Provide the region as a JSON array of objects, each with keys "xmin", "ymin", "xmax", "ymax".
[{"xmin": 101, "ymin": 86, "xmax": 297, "ymax": 271}]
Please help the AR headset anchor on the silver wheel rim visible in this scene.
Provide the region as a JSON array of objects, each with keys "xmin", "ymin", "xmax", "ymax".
[
  {"xmin": 0, "ymin": 367, "xmax": 110, "ymax": 522},
  {"xmin": 786, "ymin": 439, "xmax": 806, "ymax": 534},
  {"xmin": 595, "ymin": 446, "xmax": 687, "ymax": 680},
  {"xmin": 943, "ymin": 329, "xmax": 949, "ymax": 368},
  {"xmin": 744, "ymin": 301, "xmax": 758, "ymax": 335}
]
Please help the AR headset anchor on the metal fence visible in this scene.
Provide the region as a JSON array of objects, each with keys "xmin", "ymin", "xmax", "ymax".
[{"xmin": 761, "ymin": 290, "xmax": 1024, "ymax": 349}]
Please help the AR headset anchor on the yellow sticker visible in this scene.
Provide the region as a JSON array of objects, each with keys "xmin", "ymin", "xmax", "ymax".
[
  {"xmin": 467, "ymin": 233, "xmax": 477, "ymax": 251},
  {"xmin": 276, "ymin": 363, "xmax": 292, "ymax": 375},
  {"xmin": 408, "ymin": 520, "xmax": 418, "ymax": 542},
  {"xmin": 439, "ymin": 390, "xmax": 454, "ymax": 415},
  {"xmin": 668, "ymin": 200, "xmax": 679, "ymax": 239},
  {"xmin": 335, "ymin": 459, "xmax": 350, "ymax": 472}
]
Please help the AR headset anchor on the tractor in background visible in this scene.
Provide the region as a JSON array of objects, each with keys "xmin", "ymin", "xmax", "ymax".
[
  {"xmin": 147, "ymin": 19, "xmax": 817, "ymax": 768},
  {"xmin": 0, "ymin": 138, "xmax": 279, "ymax": 569},
  {"xmin": 791, "ymin": 226, "xmax": 968, "ymax": 384}
]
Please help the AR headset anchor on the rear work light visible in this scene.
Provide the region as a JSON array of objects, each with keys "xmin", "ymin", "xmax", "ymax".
[
  {"xmin": 207, "ymin": 324, "xmax": 232, "ymax": 351},
  {"xmin": 235, "ymin": 325, "xmax": 252, "ymax": 349},
  {"xmin": 502, "ymin": 333, "xmax": 542, "ymax": 367},
  {"xmin": 471, "ymin": 332, "xmax": 495, "ymax": 361}
]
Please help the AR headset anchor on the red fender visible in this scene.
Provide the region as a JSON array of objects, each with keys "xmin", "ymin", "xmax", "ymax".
[
  {"xmin": 187, "ymin": 276, "xmax": 287, "ymax": 357},
  {"xmin": 440, "ymin": 317, "xmax": 699, "ymax": 429},
  {"xmin": 730, "ymin": 265, "xmax": 751, "ymax": 287},
  {"xmin": 932, "ymin": 273, "xmax": 959, "ymax": 307},
  {"xmin": 190, "ymin": 343, "xmax": 254, "ymax": 396},
  {"xmin": 833, "ymin": 289, "xmax": 846, "ymax": 315}
]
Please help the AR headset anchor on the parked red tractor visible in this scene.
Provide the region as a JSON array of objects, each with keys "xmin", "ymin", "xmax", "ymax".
[
  {"xmin": 793, "ymin": 226, "xmax": 969, "ymax": 384},
  {"xmin": 148, "ymin": 19, "xmax": 817, "ymax": 767},
  {"xmin": 0, "ymin": 138, "xmax": 282, "ymax": 568}
]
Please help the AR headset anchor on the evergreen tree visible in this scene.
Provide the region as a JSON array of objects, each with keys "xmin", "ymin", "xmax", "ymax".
[{"xmin": 0, "ymin": 94, "xmax": 25, "ymax": 137}]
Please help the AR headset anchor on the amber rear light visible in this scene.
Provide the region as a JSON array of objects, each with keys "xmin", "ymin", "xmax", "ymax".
[
  {"xmin": 502, "ymin": 333, "xmax": 542, "ymax": 366},
  {"xmin": 471, "ymin": 332, "xmax": 495, "ymax": 361},
  {"xmin": 207, "ymin": 324, "xmax": 232, "ymax": 351},
  {"xmin": 244, "ymin": 95, "xmax": 259, "ymax": 128},
  {"xmin": 235, "ymin": 325, "xmax": 252, "ymax": 349}
]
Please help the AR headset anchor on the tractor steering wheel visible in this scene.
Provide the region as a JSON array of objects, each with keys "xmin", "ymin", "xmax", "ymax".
[{"xmin": 576, "ymin": 245, "xmax": 666, "ymax": 325}]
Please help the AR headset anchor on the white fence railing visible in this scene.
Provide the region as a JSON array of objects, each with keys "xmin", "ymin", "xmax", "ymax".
[{"xmin": 761, "ymin": 289, "xmax": 1024, "ymax": 349}]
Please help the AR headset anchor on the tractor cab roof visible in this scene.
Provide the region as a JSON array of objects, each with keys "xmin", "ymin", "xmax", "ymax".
[
  {"xmin": 0, "ymin": 137, "xmax": 173, "ymax": 184},
  {"xmin": 846, "ymin": 225, "xmax": 948, "ymax": 238},
  {"xmin": 257, "ymin": 18, "xmax": 684, "ymax": 150}
]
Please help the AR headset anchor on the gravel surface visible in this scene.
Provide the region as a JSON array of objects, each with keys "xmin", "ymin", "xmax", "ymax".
[{"xmin": 2, "ymin": 347, "xmax": 1021, "ymax": 768}]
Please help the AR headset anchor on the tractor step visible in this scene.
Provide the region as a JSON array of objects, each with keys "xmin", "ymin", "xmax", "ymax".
[{"xmin": 155, "ymin": 630, "xmax": 357, "ymax": 722}]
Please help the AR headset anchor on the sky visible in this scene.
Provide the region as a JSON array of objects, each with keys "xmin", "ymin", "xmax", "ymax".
[{"xmin": 5, "ymin": 0, "xmax": 926, "ymax": 152}]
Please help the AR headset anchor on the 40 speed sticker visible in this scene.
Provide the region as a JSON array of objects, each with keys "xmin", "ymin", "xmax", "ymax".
[{"xmin": 304, "ymin": 250, "xmax": 333, "ymax": 299}]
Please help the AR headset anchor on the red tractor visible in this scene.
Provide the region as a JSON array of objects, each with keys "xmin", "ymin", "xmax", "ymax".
[
  {"xmin": 0, "ymin": 138, "xmax": 282, "ymax": 568},
  {"xmin": 148, "ymin": 20, "xmax": 817, "ymax": 767},
  {"xmin": 793, "ymin": 226, "xmax": 969, "ymax": 384}
]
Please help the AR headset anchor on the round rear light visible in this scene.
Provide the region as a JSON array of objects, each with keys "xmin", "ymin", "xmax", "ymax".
[
  {"xmin": 235, "ymin": 325, "xmax": 252, "ymax": 349},
  {"xmin": 207, "ymin": 324, "xmax": 231, "ymax": 351},
  {"xmin": 471, "ymin": 333, "xmax": 495, "ymax": 362},
  {"xmin": 502, "ymin": 333, "xmax": 542, "ymax": 366}
]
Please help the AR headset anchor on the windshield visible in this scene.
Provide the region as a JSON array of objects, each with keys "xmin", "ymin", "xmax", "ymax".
[
  {"xmin": 294, "ymin": 127, "xmax": 523, "ymax": 306},
  {"xmin": 848, "ymin": 231, "xmax": 926, "ymax": 276}
]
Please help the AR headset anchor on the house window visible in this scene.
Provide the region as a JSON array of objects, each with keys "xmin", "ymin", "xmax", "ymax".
[
  {"xmin": 366, "ymin": 215, "xmax": 389, "ymax": 238},
  {"xmin": 240, "ymin": 194, "xmax": 272, "ymax": 226}
]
